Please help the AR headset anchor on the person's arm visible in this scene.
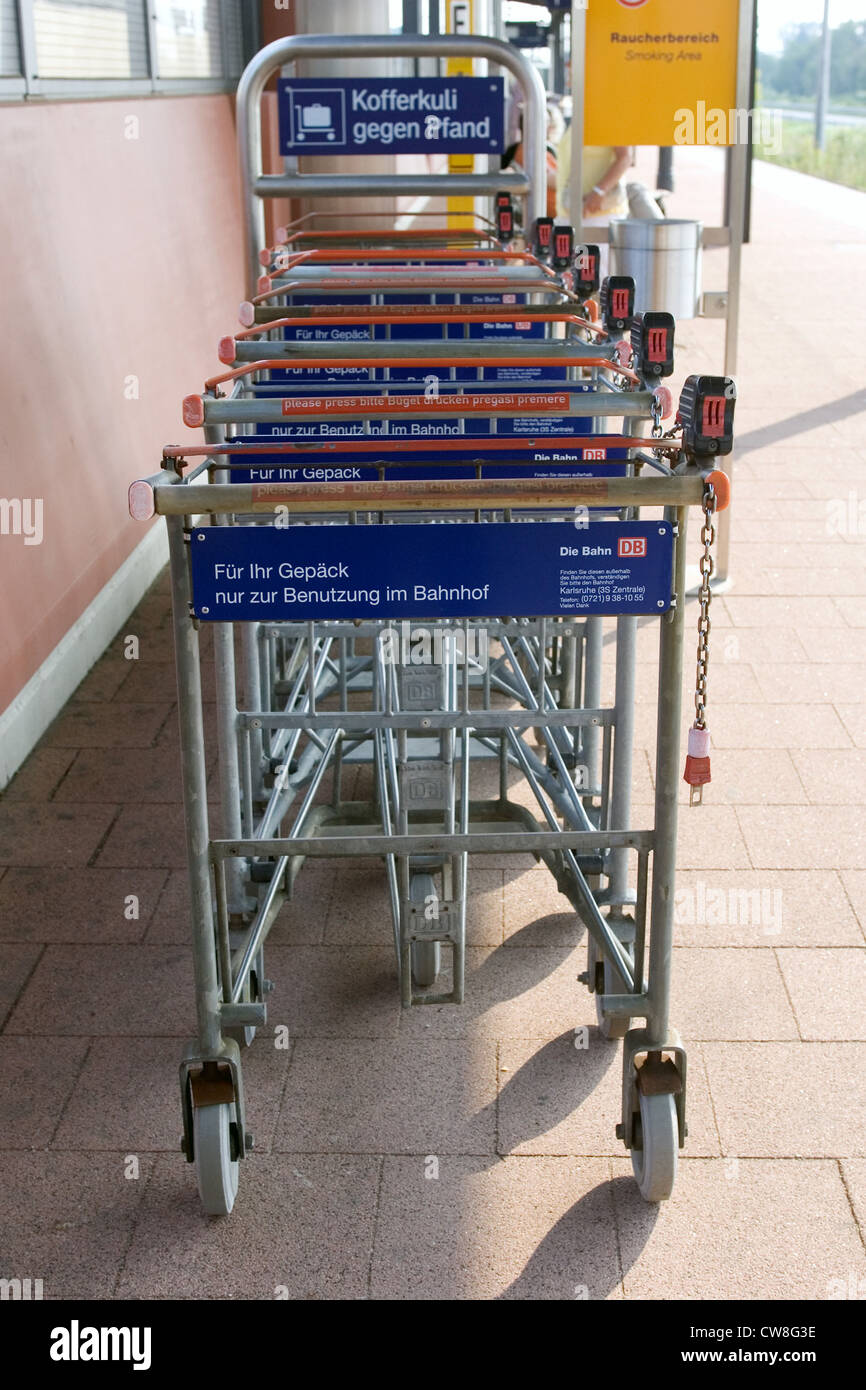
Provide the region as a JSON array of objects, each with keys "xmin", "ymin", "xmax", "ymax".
[{"xmin": 582, "ymin": 146, "xmax": 630, "ymax": 217}]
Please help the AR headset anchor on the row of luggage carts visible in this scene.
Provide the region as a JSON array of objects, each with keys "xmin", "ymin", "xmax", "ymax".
[{"xmin": 129, "ymin": 50, "xmax": 735, "ymax": 1218}]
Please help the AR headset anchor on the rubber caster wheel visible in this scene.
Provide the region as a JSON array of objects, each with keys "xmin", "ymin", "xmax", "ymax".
[
  {"xmin": 588, "ymin": 935, "xmax": 633, "ymax": 1040},
  {"xmin": 631, "ymin": 1090, "xmax": 678, "ymax": 1203},
  {"xmin": 193, "ymin": 1101, "xmax": 239, "ymax": 1216},
  {"xmin": 411, "ymin": 939, "xmax": 441, "ymax": 988}
]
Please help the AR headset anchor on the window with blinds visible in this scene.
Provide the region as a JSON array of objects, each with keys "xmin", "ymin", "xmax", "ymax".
[
  {"xmin": 32, "ymin": 0, "xmax": 149, "ymax": 79},
  {"xmin": 6, "ymin": 0, "xmax": 250, "ymax": 90},
  {"xmin": 1, "ymin": 0, "xmax": 21, "ymax": 75},
  {"xmin": 152, "ymin": 0, "xmax": 221, "ymax": 79}
]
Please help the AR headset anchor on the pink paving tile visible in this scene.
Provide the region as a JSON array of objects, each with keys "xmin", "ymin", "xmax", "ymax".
[
  {"xmin": 673, "ymin": 806, "xmax": 751, "ymax": 870},
  {"xmin": 702, "ymin": 1041, "xmax": 866, "ymax": 1156},
  {"xmin": 725, "ymin": 597, "xmax": 847, "ymax": 628},
  {"xmin": 44, "ymin": 702, "xmax": 172, "ymax": 749},
  {"xmin": 790, "ymin": 750, "xmax": 866, "ymax": 805},
  {"xmin": 670, "ymin": 948, "xmax": 797, "ymax": 1041},
  {"xmin": 0, "ymin": 804, "xmax": 118, "ymax": 868},
  {"xmin": 0, "ymin": 1036, "xmax": 89, "ymax": 1147},
  {"xmin": 0, "ymin": 943, "xmax": 43, "ymax": 1027},
  {"xmin": 704, "ymin": 704, "xmax": 851, "ymax": 749},
  {"xmin": 69, "ymin": 657, "xmax": 131, "ymax": 703},
  {"xmin": 394, "ymin": 944, "xmax": 588, "ymax": 1041},
  {"xmin": 689, "ymin": 748, "xmax": 805, "ymax": 806},
  {"xmin": 0, "ymin": 867, "xmax": 167, "ymax": 943},
  {"xmin": 672, "ymin": 870, "xmax": 861, "ymax": 947},
  {"xmin": 840, "ymin": 872, "xmax": 866, "ymax": 938},
  {"xmin": 53, "ymin": 1034, "xmax": 292, "ymax": 1154},
  {"xmin": 498, "ymin": 1035, "xmax": 720, "ymax": 1158},
  {"xmin": 370, "ymin": 1155, "xmax": 621, "ymax": 1300},
  {"xmin": 264, "ymin": 944, "xmax": 403, "ymax": 1039},
  {"xmin": 53, "ymin": 746, "xmax": 187, "ymax": 803},
  {"xmin": 503, "ymin": 866, "xmax": 582, "ymax": 946},
  {"xmin": 737, "ymin": 805, "xmax": 866, "ymax": 869},
  {"xmin": 835, "ymin": 598, "xmax": 866, "ymax": 628},
  {"xmin": 835, "ymin": 704, "xmax": 866, "ymax": 748},
  {"xmin": 755, "ymin": 665, "xmax": 866, "ymax": 705},
  {"xmin": 780, "ymin": 628, "xmax": 866, "ymax": 664},
  {"xmin": 840, "ymin": 1160, "xmax": 866, "ymax": 1250},
  {"xmin": 95, "ymin": 802, "xmax": 222, "ymax": 869},
  {"xmin": 4, "ymin": 945, "xmax": 196, "ymax": 1036},
  {"xmin": 116, "ymin": 1154, "xmax": 380, "ymax": 1299},
  {"xmin": 775, "ymin": 948, "xmax": 866, "ymax": 1041},
  {"xmin": 2, "ymin": 748, "xmax": 76, "ymax": 802},
  {"xmin": 0, "ymin": 1152, "xmax": 153, "ymax": 1299},
  {"xmin": 274, "ymin": 1036, "xmax": 497, "ymax": 1154},
  {"xmin": 612, "ymin": 1158, "xmax": 866, "ymax": 1301}
]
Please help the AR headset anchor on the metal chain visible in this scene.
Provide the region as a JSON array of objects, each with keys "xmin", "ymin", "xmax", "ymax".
[
  {"xmin": 694, "ymin": 482, "xmax": 717, "ymax": 730},
  {"xmin": 650, "ymin": 396, "xmax": 663, "ymax": 438}
]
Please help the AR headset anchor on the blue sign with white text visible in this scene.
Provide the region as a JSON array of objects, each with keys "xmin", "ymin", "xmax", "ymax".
[
  {"xmin": 278, "ymin": 77, "xmax": 505, "ymax": 155},
  {"xmin": 190, "ymin": 521, "xmax": 673, "ymax": 622}
]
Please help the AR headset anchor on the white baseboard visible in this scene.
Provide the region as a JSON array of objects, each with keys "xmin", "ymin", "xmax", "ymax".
[{"xmin": 0, "ymin": 521, "xmax": 169, "ymax": 789}]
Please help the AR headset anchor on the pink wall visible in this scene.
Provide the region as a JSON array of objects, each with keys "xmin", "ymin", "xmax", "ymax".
[{"xmin": 0, "ymin": 95, "xmax": 246, "ymax": 713}]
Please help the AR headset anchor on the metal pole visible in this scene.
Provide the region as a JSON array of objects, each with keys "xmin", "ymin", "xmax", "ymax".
[
  {"xmin": 815, "ymin": 0, "xmax": 832, "ymax": 151},
  {"xmin": 167, "ymin": 513, "xmax": 222, "ymax": 1056},
  {"xmin": 645, "ymin": 507, "xmax": 688, "ymax": 1039},
  {"xmin": 569, "ymin": 0, "xmax": 585, "ymax": 236},
  {"xmin": 714, "ymin": 0, "xmax": 755, "ymax": 586}
]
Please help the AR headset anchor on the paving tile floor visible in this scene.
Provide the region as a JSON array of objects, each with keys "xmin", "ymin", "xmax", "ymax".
[{"xmin": 1, "ymin": 150, "xmax": 865, "ymax": 1299}]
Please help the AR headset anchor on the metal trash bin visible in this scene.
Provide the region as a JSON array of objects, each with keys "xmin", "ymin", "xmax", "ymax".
[{"xmin": 609, "ymin": 218, "xmax": 703, "ymax": 320}]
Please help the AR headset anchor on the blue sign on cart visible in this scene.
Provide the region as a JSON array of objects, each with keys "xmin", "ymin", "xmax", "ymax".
[
  {"xmin": 191, "ymin": 521, "xmax": 674, "ymax": 621},
  {"xmin": 278, "ymin": 77, "xmax": 504, "ymax": 155}
]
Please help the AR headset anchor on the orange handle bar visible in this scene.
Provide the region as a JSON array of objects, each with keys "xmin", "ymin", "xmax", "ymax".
[{"xmin": 201, "ymin": 356, "xmax": 639, "ymax": 392}]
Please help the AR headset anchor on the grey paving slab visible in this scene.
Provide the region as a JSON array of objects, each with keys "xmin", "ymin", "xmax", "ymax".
[
  {"xmin": 498, "ymin": 1035, "xmax": 720, "ymax": 1158},
  {"xmin": 0, "ymin": 867, "xmax": 167, "ymax": 943},
  {"xmin": 737, "ymin": 806, "xmax": 866, "ymax": 870},
  {"xmin": 0, "ymin": 804, "xmax": 118, "ymax": 868},
  {"xmin": 116, "ymin": 1154, "xmax": 380, "ymax": 1300},
  {"xmin": 2, "ymin": 748, "xmax": 76, "ymax": 802},
  {"xmin": 53, "ymin": 1035, "xmax": 292, "ymax": 1154},
  {"xmin": 775, "ymin": 948, "xmax": 866, "ymax": 1041},
  {"xmin": 612, "ymin": 1158, "xmax": 866, "ymax": 1301},
  {"xmin": 702, "ymin": 1042, "xmax": 866, "ymax": 1156},
  {"xmin": 5, "ymin": 945, "xmax": 196, "ymax": 1037},
  {"xmin": 0, "ymin": 1152, "xmax": 152, "ymax": 1300},
  {"xmin": 0, "ymin": 1036, "xmax": 89, "ymax": 1147},
  {"xmin": 0, "ymin": 943, "xmax": 43, "ymax": 1029},
  {"xmin": 371, "ymin": 1155, "xmax": 621, "ymax": 1300},
  {"xmin": 274, "ymin": 1037, "xmax": 497, "ymax": 1155},
  {"xmin": 671, "ymin": 870, "xmax": 861, "ymax": 947},
  {"xmin": 669, "ymin": 948, "xmax": 798, "ymax": 1041},
  {"xmin": 44, "ymin": 702, "xmax": 172, "ymax": 749}
]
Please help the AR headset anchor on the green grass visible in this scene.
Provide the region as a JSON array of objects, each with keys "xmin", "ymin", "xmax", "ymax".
[{"xmin": 755, "ymin": 119, "xmax": 866, "ymax": 192}]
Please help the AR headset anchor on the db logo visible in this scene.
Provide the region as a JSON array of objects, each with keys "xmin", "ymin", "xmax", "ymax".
[
  {"xmin": 584, "ymin": 448, "xmax": 607, "ymax": 459},
  {"xmin": 618, "ymin": 537, "xmax": 647, "ymax": 557}
]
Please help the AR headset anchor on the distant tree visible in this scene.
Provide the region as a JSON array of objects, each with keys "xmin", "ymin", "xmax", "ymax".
[{"xmin": 760, "ymin": 19, "xmax": 866, "ymax": 101}]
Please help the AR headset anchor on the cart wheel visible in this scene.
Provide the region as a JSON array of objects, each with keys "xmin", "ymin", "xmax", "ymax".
[
  {"xmin": 193, "ymin": 1101, "xmax": 239, "ymax": 1216},
  {"xmin": 588, "ymin": 935, "xmax": 633, "ymax": 1040},
  {"xmin": 631, "ymin": 1091, "xmax": 678, "ymax": 1203},
  {"xmin": 411, "ymin": 940, "xmax": 441, "ymax": 988}
]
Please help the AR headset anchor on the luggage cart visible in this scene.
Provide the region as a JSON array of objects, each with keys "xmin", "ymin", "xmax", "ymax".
[{"xmin": 129, "ymin": 32, "xmax": 736, "ymax": 1215}]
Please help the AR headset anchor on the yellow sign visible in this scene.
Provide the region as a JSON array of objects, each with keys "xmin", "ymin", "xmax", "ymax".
[
  {"xmin": 584, "ymin": 0, "xmax": 740, "ymax": 146},
  {"xmin": 446, "ymin": 0, "xmax": 475, "ymax": 225}
]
